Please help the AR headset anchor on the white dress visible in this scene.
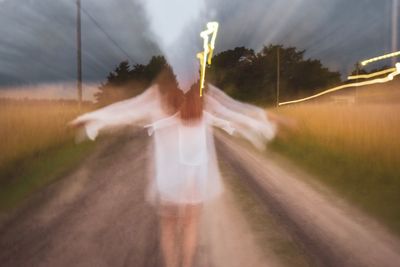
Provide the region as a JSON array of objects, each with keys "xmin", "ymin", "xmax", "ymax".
[
  {"xmin": 145, "ymin": 111, "xmax": 234, "ymax": 205},
  {"xmin": 69, "ymin": 83, "xmax": 276, "ymax": 205}
]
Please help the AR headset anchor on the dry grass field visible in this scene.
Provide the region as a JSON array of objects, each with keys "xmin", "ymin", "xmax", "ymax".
[
  {"xmin": 0, "ymin": 99, "xmax": 95, "ymax": 211},
  {"xmin": 276, "ymin": 103, "xmax": 400, "ymax": 171},
  {"xmin": 0, "ymin": 100, "xmax": 91, "ymax": 172},
  {"xmin": 271, "ymin": 102, "xmax": 400, "ymax": 234}
]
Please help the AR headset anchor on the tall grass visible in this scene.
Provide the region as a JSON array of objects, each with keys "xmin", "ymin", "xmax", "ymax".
[
  {"xmin": 0, "ymin": 100, "xmax": 92, "ymax": 179},
  {"xmin": 0, "ymin": 100, "xmax": 95, "ymax": 211},
  {"xmin": 271, "ymin": 103, "xmax": 400, "ymax": 234}
]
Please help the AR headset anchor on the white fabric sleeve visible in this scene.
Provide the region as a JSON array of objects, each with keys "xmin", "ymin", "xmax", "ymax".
[
  {"xmin": 144, "ymin": 113, "xmax": 179, "ymax": 136},
  {"xmin": 204, "ymin": 86, "xmax": 277, "ymax": 150},
  {"xmin": 205, "ymin": 94, "xmax": 276, "ymax": 139},
  {"xmin": 208, "ymin": 83, "xmax": 270, "ymax": 122},
  {"xmin": 204, "ymin": 111, "xmax": 235, "ymax": 135},
  {"xmin": 69, "ymin": 85, "xmax": 159, "ymax": 140}
]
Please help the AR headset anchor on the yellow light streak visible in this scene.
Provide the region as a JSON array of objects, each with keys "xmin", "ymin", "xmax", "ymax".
[
  {"xmin": 361, "ymin": 50, "xmax": 400, "ymax": 66},
  {"xmin": 197, "ymin": 22, "xmax": 219, "ymax": 96},
  {"xmin": 279, "ymin": 63, "xmax": 400, "ymax": 106},
  {"xmin": 347, "ymin": 67, "xmax": 396, "ymax": 80},
  {"xmin": 197, "ymin": 51, "xmax": 206, "ymax": 95},
  {"xmin": 207, "ymin": 22, "xmax": 219, "ymax": 65}
]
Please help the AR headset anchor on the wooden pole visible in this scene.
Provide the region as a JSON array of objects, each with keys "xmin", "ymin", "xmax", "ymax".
[
  {"xmin": 392, "ymin": 0, "xmax": 399, "ymax": 66},
  {"xmin": 276, "ymin": 46, "xmax": 280, "ymax": 107},
  {"xmin": 355, "ymin": 63, "xmax": 359, "ymax": 104},
  {"xmin": 76, "ymin": 0, "xmax": 82, "ymax": 109}
]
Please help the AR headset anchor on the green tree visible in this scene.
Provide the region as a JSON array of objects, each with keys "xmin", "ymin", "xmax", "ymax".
[
  {"xmin": 207, "ymin": 45, "xmax": 341, "ymax": 106},
  {"xmin": 97, "ymin": 45, "xmax": 341, "ymax": 107},
  {"xmin": 95, "ymin": 56, "xmax": 175, "ymax": 107}
]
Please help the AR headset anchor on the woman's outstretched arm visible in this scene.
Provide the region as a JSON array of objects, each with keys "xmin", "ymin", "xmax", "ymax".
[
  {"xmin": 205, "ymin": 93, "xmax": 277, "ymax": 150},
  {"xmin": 143, "ymin": 112, "xmax": 179, "ymax": 136},
  {"xmin": 204, "ymin": 111, "xmax": 235, "ymax": 135},
  {"xmin": 207, "ymin": 83, "xmax": 272, "ymax": 123},
  {"xmin": 68, "ymin": 85, "xmax": 159, "ymax": 141}
]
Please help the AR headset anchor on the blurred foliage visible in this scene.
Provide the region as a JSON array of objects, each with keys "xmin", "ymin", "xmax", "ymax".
[
  {"xmin": 95, "ymin": 55, "xmax": 177, "ymax": 107},
  {"xmin": 96, "ymin": 45, "xmax": 341, "ymax": 107},
  {"xmin": 207, "ymin": 45, "xmax": 341, "ymax": 106}
]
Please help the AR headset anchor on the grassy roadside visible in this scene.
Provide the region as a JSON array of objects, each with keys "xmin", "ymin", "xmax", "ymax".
[
  {"xmin": 0, "ymin": 139, "xmax": 96, "ymax": 212},
  {"xmin": 269, "ymin": 104, "xmax": 400, "ymax": 236},
  {"xmin": 0, "ymin": 100, "xmax": 96, "ymax": 213}
]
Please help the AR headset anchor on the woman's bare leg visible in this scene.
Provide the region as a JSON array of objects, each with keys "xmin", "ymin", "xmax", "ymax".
[
  {"xmin": 160, "ymin": 211, "xmax": 179, "ymax": 267},
  {"xmin": 181, "ymin": 205, "xmax": 201, "ymax": 267}
]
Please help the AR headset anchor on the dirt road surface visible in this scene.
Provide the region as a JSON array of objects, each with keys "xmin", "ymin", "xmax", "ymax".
[
  {"xmin": 0, "ymin": 130, "xmax": 399, "ymax": 267},
  {"xmin": 216, "ymin": 132, "xmax": 400, "ymax": 267}
]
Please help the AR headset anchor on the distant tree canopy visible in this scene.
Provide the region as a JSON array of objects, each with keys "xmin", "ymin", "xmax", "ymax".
[
  {"xmin": 207, "ymin": 45, "xmax": 341, "ymax": 106},
  {"xmin": 95, "ymin": 55, "xmax": 176, "ymax": 107},
  {"xmin": 96, "ymin": 45, "xmax": 341, "ymax": 107}
]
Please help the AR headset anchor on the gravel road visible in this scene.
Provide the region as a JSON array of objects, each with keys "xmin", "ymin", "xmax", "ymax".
[{"xmin": 1, "ymin": 130, "xmax": 399, "ymax": 267}]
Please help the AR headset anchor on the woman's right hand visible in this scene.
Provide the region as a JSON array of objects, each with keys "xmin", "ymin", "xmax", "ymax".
[
  {"xmin": 67, "ymin": 117, "xmax": 94, "ymax": 143},
  {"xmin": 67, "ymin": 116, "xmax": 92, "ymax": 129},
  {"xmin": 144, "ymin": 124, "xmax": 155, "ymax": 136}
]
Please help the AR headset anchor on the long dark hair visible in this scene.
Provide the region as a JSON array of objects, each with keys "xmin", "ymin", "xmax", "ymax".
[
  {"xmin": 180, "ymin": 82, "xmax": 204, "ymax": 123},
  {"xmin": 153, "ymin": 66, "xmax": 184, "ymax": 115}
]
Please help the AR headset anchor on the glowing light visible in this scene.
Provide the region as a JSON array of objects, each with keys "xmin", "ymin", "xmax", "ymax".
[
  {"xmin": 347, "ymin": 67, "xmax": 396, "ymax": 80},
  {"xmin": 361, "ymin": 50, "xmax": 400, "ymax": 66},
  {"xmin": 197, "ymin": 22, "xmax": 219, "ymax": 96},
  {"xmin": 279, "ymin": 63, "xmax": 400, "ymax": 106}
]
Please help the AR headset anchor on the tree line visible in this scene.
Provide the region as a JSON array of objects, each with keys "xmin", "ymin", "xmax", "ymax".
[{"xmin": 95, "ymin": 44, "xmax": 342, "ymax": 107}]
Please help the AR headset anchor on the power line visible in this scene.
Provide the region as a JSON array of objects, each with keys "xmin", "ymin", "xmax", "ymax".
[{"xmin": 79, "ymin": 4, "xmax": 135, "ymax": 63}]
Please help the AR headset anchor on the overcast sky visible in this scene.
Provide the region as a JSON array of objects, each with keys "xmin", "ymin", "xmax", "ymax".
[{"xmin": 0, "ymin": 0, "xmax": 398, "ymax": 93}]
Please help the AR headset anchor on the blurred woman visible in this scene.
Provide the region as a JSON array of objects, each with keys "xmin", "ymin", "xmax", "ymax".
[
  {"xmin": 69, "ymin": 73, "xmax": 277, "ymax": 267},
  {"xmin": 145, "ymin": 84, "xmax": 234, "ymax": 267}
]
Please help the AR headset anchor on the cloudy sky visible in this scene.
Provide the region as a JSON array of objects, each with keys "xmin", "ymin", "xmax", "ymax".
[{"xmin": 0, "ymin": 0, "xmax": 398, "ymax": 98}]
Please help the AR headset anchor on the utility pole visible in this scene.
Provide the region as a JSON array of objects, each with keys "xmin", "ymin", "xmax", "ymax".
[
  {"xmin": 392, "ymin": 0, "xmax": 398, "ymax": 66},
  {"xmin": 76, "ymin": 0, "xmax": 82, "ymax": 109},
  {"xmin": 355, "ymin": 62, "xmax": 360, "ymax": 104},
  {"xmin": 276, "ymin": 46, "xmax": 280, "ymax": 107}
]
